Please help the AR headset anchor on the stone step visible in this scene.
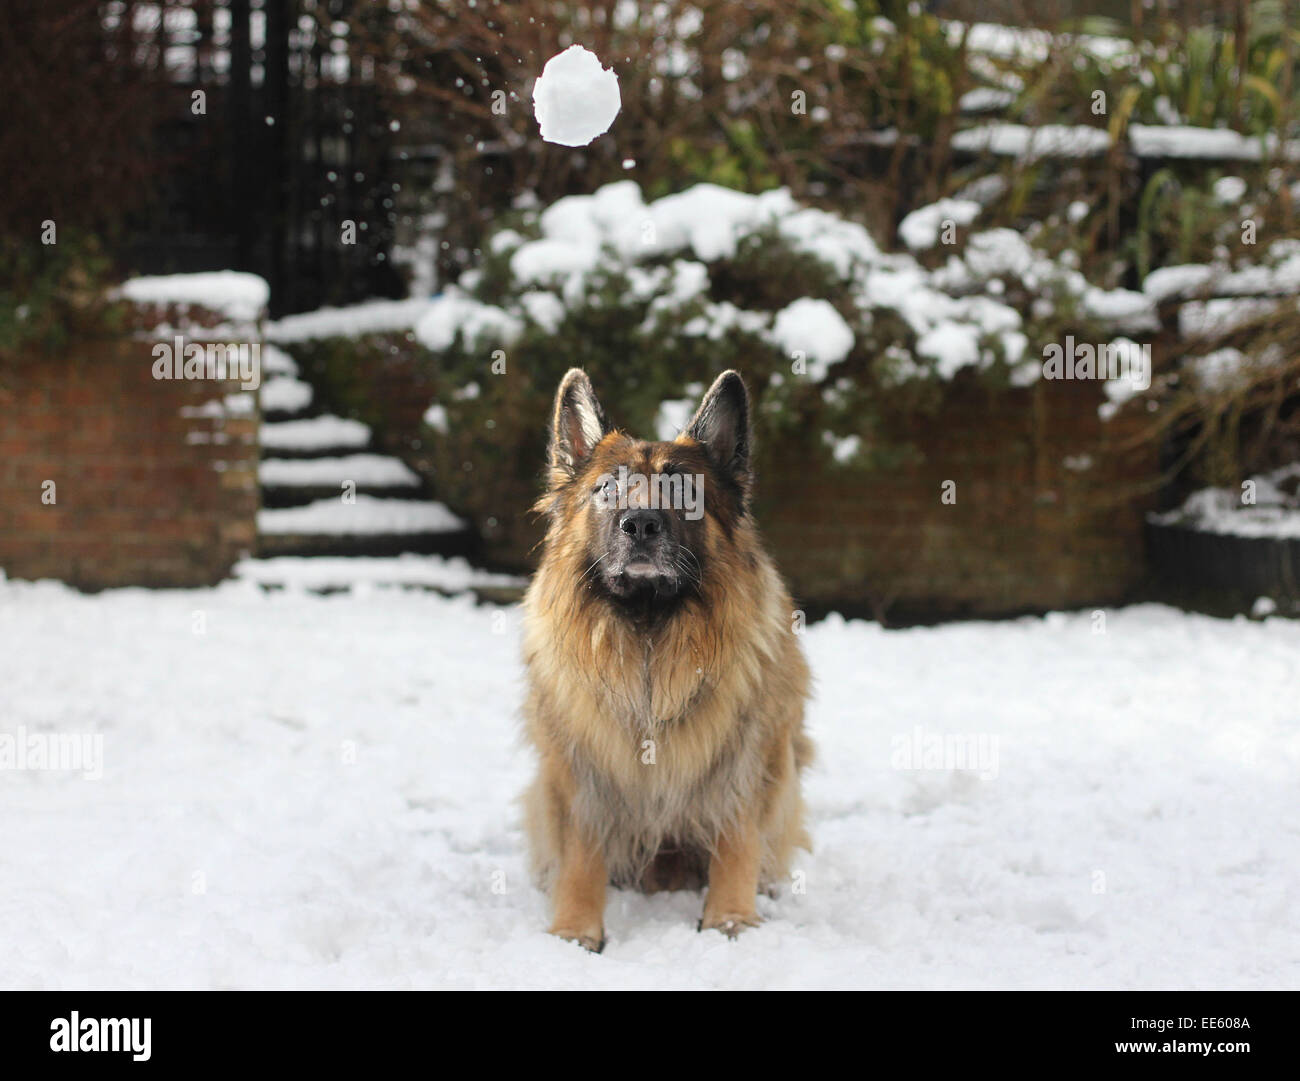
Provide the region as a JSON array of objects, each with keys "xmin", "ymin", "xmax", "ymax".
[
  {"xmin": 260, "ymin": 414, "xmax": 373, "ymax": 458},
  {"xmin": 259, "ymin": 453, "xmax": 422, "ymax": 507},
  {"xmin": 259, "ymin": 373, "xmax": 314, "ymax": 422},
  {"xmin": 255, "ymin": 494, "xmax": 472, "ymax": 559},
  {"xmin": 233, "ymin": 554, "xmax": 526, "ymax": 602}
]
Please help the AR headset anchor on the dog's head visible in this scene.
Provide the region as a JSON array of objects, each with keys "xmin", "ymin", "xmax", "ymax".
[{"xmin": 539, "ymin": 369, "xmax": 753, "ymax": 612}]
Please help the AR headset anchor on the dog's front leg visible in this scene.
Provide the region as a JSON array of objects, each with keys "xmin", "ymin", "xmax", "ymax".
[
  {"xmin": 549, "ymin": 821, "xmax": 607, "ymax": 953},
  {"xmin": 700, "ymin": 817, "xmax": 762, "ymax": 937}
]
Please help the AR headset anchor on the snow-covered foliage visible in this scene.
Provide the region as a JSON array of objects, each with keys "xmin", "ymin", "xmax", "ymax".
[
  {"xmin": 1151, "ymin": 463, "xmax": 1300, "ymax": 539},
  {"xmin": 412, "ymin": 179, "xmax": 1163, "ymax": 442}
]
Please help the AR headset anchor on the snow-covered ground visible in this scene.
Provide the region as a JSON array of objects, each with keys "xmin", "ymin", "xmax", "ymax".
[{"xmin": 1, "ymin": 578, "xmax": 1296, "ymax": 990}]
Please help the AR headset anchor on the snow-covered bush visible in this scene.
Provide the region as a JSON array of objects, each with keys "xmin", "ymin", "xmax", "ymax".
[{"xmin": 410, "ymin": 178, "xmax": 1156, "ymax": 474}]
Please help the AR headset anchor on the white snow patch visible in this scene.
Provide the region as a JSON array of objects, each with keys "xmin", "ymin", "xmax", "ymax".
[
  {"xmin": 0, "ymin": 584, "xmax": 1295, "ymax": 988},
  {"xmin": 266, "ymin": 298, "xmax": 433, "ymax": 343},
  {"xmin": 898, "ymin": 199, "xmax": 981, "ymax": 251},
  {"xmin": 770, "ymin": 299, "xmax": 854, "ymax": 380},
  {"xmin": 1151, "ymin": 464, "xmax": 1300, "ymax": 538},
  {"xmin": 916, "ymin": 323, "xmax": 981, "ymax": 380},
  {"xmin": 258, "ymin": 496, "xmax": 465, "ymax": 536},
  {"xmin": 260, "ymin": 375, "xmax": 313, "ymax": 415},
  {"xmin": 118, "ymin": 271, "xmax": 269, "ymax": 324},
  {"xmin": 423, "ymin": 404, "xmax": 449, "ymax": 434},
  {"xmin": 261, "ymin": 415, "xmax": 371, "ymax": 453},
  {"xmin": 259, "ymin": 455, "xmax": 420, "ymax": 489},
  {"xmin": 519, "ymin": 291, "xmax": 566, "ymax": 333},
  {"xmin": 414, "ymin": 291, "xmax": 523, "ymax": 353},
  {"xmin": 234, "ymin": 554, "xmax": 525, "ymax": 593}
]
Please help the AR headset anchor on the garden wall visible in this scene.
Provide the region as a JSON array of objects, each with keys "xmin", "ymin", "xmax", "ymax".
[
  {"xmin": 0, "ymin": 337, "xmax": 260, "ymax": 589},
  {"xmin": 757, "ymin": 373, "xmax": 1155, "ymax": 622}
]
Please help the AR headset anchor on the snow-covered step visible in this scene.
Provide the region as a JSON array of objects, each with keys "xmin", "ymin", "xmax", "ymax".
[
  {"xmin": 260, "ymin": 414, "xmax": 372, "ymax": 457},
  {"xmin": 256, "ymin": 495, "xmax": 473, "ymax": 559},
  {"xmin": 234, "ymin": 554, "xmax": 526, "ymax": 601},
  {"xmin": 260, "ymin": 374, "xmax": 313, "ymax": 417},
  {"xmin": 260, "ymin": 454, "xmax": 422, "ymax": 507},
  {"xmin": 260, "ymin": 454, "xmax": 420, "ymax": 489},
  {"xmin": 261, "ymin": 342, "xmax": 299, "ymax": 377}
]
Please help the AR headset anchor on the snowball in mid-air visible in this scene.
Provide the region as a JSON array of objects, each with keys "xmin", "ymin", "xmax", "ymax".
[{"xmin": 532, "ymin": 44, "xmax": 621, "ymax": 148}]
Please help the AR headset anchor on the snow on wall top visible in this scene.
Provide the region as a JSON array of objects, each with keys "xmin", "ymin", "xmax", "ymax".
[{"xmin": 117, "ymin": 271, "xmax": 270, "ymax": 324}]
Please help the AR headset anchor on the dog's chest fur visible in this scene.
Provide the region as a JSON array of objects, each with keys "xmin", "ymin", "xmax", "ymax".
[{"xmin": 523, "ymin": 580, "xmax": 782, "ymax": 870}]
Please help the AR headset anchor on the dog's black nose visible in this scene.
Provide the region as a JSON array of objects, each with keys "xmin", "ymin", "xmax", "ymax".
[{"xmin": 620, "ymin": 509, "xmax": 665, "ymax": 540}]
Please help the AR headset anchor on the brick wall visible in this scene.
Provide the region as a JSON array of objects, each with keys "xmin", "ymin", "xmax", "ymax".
[
  {"xmin": 0, "ymin": 337, "xmax": 260, "ymax": 589},
  {"xmin": 757, "ymin": 372, "xmax": 1156, "ymax": 623}
]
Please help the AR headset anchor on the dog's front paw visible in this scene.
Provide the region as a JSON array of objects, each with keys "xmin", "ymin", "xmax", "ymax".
[
  {"xmin": 549, "ymin": 926, "xmax": 606, "ymax": 953},
  {"xmin": 698, "ymin": 911, "xmax": 762, "ymax": 939}
]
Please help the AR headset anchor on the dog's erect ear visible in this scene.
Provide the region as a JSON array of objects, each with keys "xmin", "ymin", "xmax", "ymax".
[
  {"xmin": 549, "ymin": 368, "xmax": 607, "ymax": 481},
  {"xmin": 684, "ymin": 370, "xmax": 751, "ymax": 482}
]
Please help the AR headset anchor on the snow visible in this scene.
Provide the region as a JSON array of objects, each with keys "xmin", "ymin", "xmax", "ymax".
[
  {"xmin": 532, "ymin": 45, "xmax": 621, "ymax": 148},
  {"xmin": 823, "ymin": 432, "xmax": 861, "ymax": 464},
  {"xmin": 1214, "ymin": 176, "xmax": 1247, "ymax": 204},
  {"xmin": 1143, "ymin": 264, "xmax": 1216, "ymax": 303},
  {"xmin": 952, "ymin": 123, "xmax": 1111, "ymax": 160},
  {"xmin": 265, "ymin": 298, "xmax": 435, "ymax": 343},
  {"xmin": 260, "ymin": 415, "xmax": 372, "ymax": 453},
  {"xmin": 1081, "ymin": 287, "xmax": 1160, "ymax": 334},
  {"xmin": 1, "ymin": 581, "xmax": 1296, "ymax": 989},
  {"xmin": 1128, "ymin": 124, "xmax": 1300, "ymax": 162},
  {"xmin": 681, "ymin": 301, "xmax": 769, "ymax": 341},
  {"xmin": 621, "ymin": 184, "xmax": 795, "ymax": 263},
  {"xmin": 260, "ymin": 375, "xmax": 313, "ymax": 415},
  {"xmin": 950, "ymin": 122, "xmax": 1299, "ymax": 163},
  {"xmin": 262, "ymin": 343, "xmax": 298, "ymax": 377},
  {"xmin": 414, "ymin": 171, "xmax": 1251, "ymax": 391},
  {"xmin": 510, "ymin": 238, "xmax": 601, "ymax": 289},
  {"xmin": 233, "ymin": 555, "xmax": 525, "ymax": 593},
  {"xmin": 958, "ymin": 87, "xmax": 1016, "ymax": 113},
  {"xmin": 117, "ymin": 271, "xmax": 269, "ymax": 326},
  {"xmin": 770, "ymin": 299, "xmax": 855, "ymax": 379},
  {"xmin": 519, "ymin": 291, "xmax": 566, "ymax": 333},
  {"xmin": 897, "ymin": 198, "xmax": 981, "ymax": 250},
  {"xmin": 413, "ymin": 290, "xmax": 523, "ymax": 353},
  {"xmin": 916, "ymin": 323, "xmax": 981, "ymax": 380},
  {"xmin": 1186, "ymin": 347, "xmax": 1250, "ymax": 393},
  {"xmin": 259, "ymin": 455, "xmax": 420, "ymax": 489},
  {"xmin": 1145, "ymin": 251, "xmax": 1300, "ymax": 304},
  {"xmin": 1151, "ymin": 463, "xmax": 1300, "ymax": 539},
  {"xmin": 422, "ymin": 404, "xmax": 448, "ymax": 434},
  {"xmin": 1179, "ymin": 298, "xmax": 1280, "ymax": 339},
  {"xmin": 777, "ymin": 205, "xmax": 882, "ymax": 277},
  {"xmin": 258, "ymin": 496, "xmax": 465, "ymax": 536}
]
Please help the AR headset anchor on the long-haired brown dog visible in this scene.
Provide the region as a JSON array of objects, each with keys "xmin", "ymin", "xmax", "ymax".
[{"xmin": 521, "ymin": 369, "xmax": 812, "ymax": 951}]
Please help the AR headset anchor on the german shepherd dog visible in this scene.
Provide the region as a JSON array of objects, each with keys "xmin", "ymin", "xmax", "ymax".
[{"xmin": 521, "ymin": 369, "xmax": 812, "ymax": 951}]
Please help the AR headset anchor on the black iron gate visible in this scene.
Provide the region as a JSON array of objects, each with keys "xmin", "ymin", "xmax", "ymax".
[{"xmin": 117, "ymin": 0, "xmax": 404, "ymax": 318}]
